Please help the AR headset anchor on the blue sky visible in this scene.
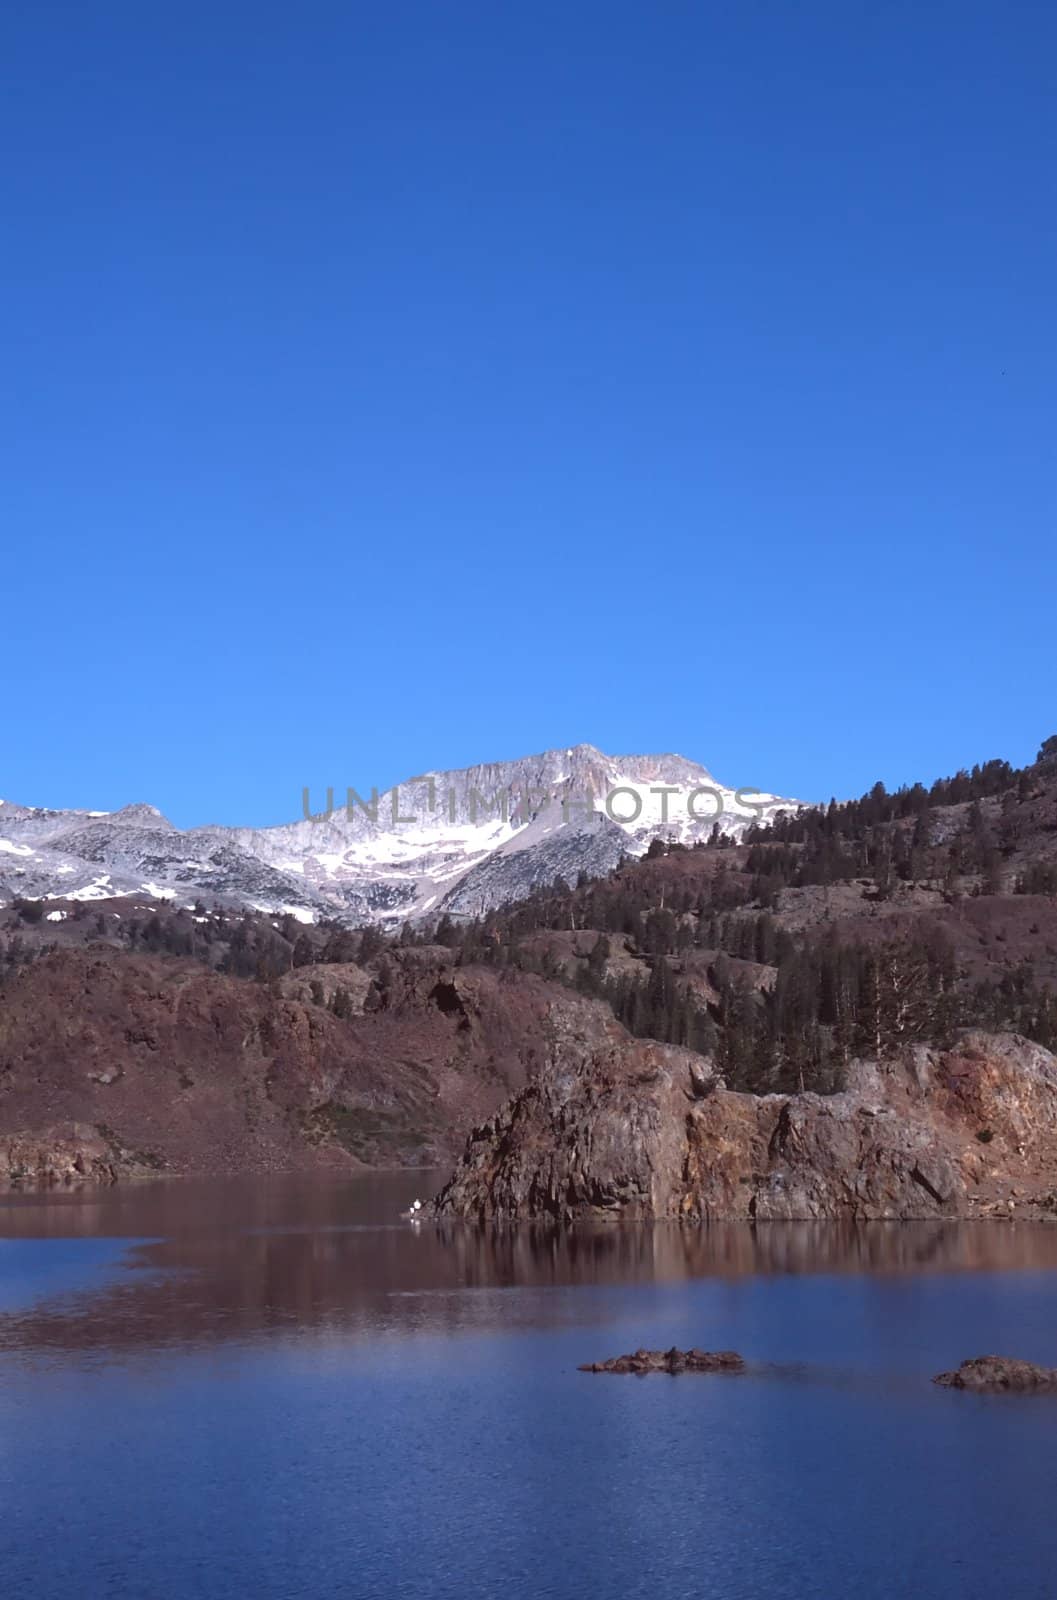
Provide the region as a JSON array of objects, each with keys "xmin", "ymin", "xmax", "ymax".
[{"xmin": 4, "ymin": 1, "xmax": 1054, "ymax": 827}]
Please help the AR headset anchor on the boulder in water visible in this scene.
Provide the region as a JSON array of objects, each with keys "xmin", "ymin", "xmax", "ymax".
[
  {"xmin": 933, "ymin": 1355, "xmax": 1057, "ymax": 1392},
  {"xmin": 579, "ymin": 1347, "xmax": 744, "ymax": 1375}
]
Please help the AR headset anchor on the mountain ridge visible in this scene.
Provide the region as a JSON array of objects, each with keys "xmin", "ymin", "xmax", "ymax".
[
  {"xmin": 1, "ymin": 734, "xmax": 1055, "ymax": 1195},
  {"xmin": 0, "ymin": 744, "xmax": 801, "ymax": 925}
]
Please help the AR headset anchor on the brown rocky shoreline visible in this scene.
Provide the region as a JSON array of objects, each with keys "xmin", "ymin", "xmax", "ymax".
[
  {"xmin": 0, "ymin": 1124, "xmax": 155, "ymax": 1188},
  {"xmin": 4, "ymin": 968, "xmax": 1057, "ymax": 1225},
  {"xmin": 431, "ymin": 999, "xmax": 1057, "ymax": 1224}
]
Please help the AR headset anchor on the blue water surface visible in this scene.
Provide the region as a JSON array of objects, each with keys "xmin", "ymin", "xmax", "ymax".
[{"xmin": 1, "ymin": 1176, "xmax": 1055, "ymax": 1600}]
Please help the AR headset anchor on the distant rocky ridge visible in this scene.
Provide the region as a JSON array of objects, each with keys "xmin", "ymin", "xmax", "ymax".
[{"xmin": 0, "ymin": 745, "xmax": 799, "ymax": 926}]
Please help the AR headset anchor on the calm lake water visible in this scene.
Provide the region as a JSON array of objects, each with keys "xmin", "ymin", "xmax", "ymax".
[{"xmin": 3, "ymin": 1174, "xmax": 1057, "ymax": 1599}]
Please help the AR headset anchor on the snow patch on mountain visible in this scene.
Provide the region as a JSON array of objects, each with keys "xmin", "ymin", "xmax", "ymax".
[{"xmin": 0, "ymin": 744, "xmax": 804, "ymax": 925}]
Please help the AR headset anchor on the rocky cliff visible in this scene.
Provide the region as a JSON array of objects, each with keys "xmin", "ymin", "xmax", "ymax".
[
  {"xmin": 0, "ymin": 946, "xmax": 553, "ymax": 1179},
  {"xmin": 431, "ymin": 998, "xmax": 1057, "ymax": 1222},
  {"xmin": 0, "ymin": 1123, "xmax": 156, "ymax": 1186}
]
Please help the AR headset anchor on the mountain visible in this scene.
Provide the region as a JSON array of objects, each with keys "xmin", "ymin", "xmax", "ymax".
[
  {"xmin": 0, "ymin": 744, "xmax": 800, "ymax": 924},
  {"xmin": 2, "ymin": 735, "xmax": 1056, "ymax": 1201}
]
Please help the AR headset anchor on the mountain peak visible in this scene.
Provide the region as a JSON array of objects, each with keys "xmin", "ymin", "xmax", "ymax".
[
  {"xmin": 109, "ymin": 803, "xmax": 175, "ymax": 830},
  {"xmin": 0, "ymin": 743, "xmax": 800, "ymax": 923}
]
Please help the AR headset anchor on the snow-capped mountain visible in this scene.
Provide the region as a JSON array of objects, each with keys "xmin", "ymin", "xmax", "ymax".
[{"xmin": 0, "ymin": 744, "xmax": 802, "ymax": 924}]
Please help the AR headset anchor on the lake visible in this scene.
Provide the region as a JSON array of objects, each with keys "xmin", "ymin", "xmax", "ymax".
[{"xmin": 3, "ymin": 1173, "xmax": 1057, "ymax": 1599}]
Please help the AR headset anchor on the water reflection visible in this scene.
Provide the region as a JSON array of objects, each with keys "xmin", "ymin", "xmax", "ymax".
[{"xmin": 2, "ymin": 1173, "xmax": 1057, "ymax": 1357}]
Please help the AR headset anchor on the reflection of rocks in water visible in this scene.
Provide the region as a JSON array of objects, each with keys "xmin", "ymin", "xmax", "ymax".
[
  {"xmin": 432, "ymin": 1217, "xmax": 1057, "ymax": 1287},
  {"xmin": 5, "ymin": 1175, "xmax": 1057, "ymax": 1357}
]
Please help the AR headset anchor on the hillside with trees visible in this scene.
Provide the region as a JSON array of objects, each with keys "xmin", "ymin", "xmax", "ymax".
[{"xmin": 1, "ymin": 737, "xmax": 1056, "ymax": 1174}]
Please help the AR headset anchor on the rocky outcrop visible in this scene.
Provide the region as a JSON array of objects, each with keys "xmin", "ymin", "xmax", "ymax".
[
  {"xmin": 432, "ymin": 1000, "xmax": 1057, "ymax": 1222},
  {"xmin": 579, "ymin": 1347, "xmax": 744, "ymax": 1374},
  {"xmin": 934, "ymin": 1356, "xmax": 1057, "ymax": 1392},
  {"xmin": 0, "ymin": 1123, "xmax": 148, "ymax": 1186},
  {"xmin": 0, "ymin": 947, "xmax": 553, "ymax": 1180}
]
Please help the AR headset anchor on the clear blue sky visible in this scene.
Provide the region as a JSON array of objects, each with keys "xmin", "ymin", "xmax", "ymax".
[{"xmin": 4, "ymin": 1, "xmax": 1054, "ymax": 826}]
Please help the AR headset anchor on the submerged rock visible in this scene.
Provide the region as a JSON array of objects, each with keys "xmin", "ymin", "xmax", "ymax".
[
  {"xmin": 933, "ymin": 1356, "xmax": 1057, "ymax": 1392},
  {"xmin": 579, "ymin": 1347, "xmax": 745, "ymax": 1375}
]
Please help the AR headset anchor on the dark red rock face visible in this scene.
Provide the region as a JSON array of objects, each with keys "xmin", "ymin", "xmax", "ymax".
[
  {"xmin": 432, "ymin": 998, "xmax": 1057, "ymax": 1222},
  {"xmin": 0, "ymin": 947, "xmax": 553, "ymax": 1178}
]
